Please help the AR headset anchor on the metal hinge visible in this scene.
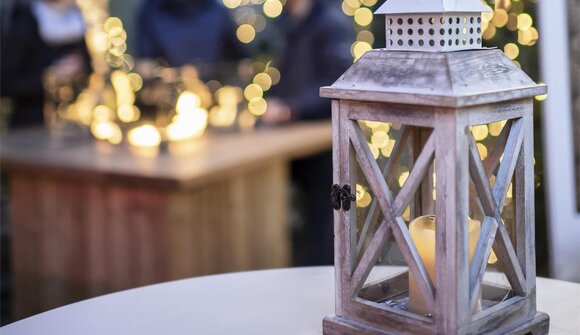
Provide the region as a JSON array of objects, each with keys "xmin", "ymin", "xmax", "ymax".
[{"xmin": 331, "ymin": 184, "xmax": 356, "ymax": 211}]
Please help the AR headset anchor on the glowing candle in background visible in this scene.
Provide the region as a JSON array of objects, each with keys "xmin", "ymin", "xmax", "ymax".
[{"xmin": 408, "ymin": 215, "xmax": 481, "ymax": 315}]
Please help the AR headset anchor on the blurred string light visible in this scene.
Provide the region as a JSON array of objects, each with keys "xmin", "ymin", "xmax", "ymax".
[
  {"xmin": 341, "ymin": 0, "xmax": 376, "ymax": 61},
  {"xmin": 67, "ymin": 0, "xmax": 289, "ymax": 150}
]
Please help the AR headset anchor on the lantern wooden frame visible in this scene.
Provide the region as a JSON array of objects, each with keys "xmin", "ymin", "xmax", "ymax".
[{"xmin": 320, "ymin": 50, "xmax": 549, "ymax": 335}]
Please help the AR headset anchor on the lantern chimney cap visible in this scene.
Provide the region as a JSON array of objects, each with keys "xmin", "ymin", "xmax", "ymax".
[{"xmin": 375, "ymin": 0, "xmax": 491, "ymax": 14}]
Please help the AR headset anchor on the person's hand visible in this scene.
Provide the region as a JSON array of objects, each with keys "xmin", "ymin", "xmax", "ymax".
[{"xmin": 263, "ymin": 98, "xmax": 292, "ymax": 125}]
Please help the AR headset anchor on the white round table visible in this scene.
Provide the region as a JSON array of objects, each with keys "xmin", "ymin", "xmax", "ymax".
[{"xmin": 1, "ymin": 267, "xmax": 579, "ymax": 335}]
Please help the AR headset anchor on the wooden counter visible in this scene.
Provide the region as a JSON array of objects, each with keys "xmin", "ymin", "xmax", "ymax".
[{"xmin": 0, "ymin": 122, "xmax": 332, "ymax": 319}]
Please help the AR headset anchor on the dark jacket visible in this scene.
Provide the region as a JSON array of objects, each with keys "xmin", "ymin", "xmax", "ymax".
[
  {"xmin": 136, "ymin": 0, "xmax": 247, "ymax": 67},
  {"xmin": 271, "ymin": 1, "xmax": 353, "ymax": 121},
  {"xmin": 0, "ymin": 4, "xmax": 89, "ymax": 128}
]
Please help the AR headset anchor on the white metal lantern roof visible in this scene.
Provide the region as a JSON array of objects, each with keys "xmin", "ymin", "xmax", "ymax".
[
  {"xmin": 376, "ymin": 0, "xmax": 492, "ymax": 52},
  {"xmin": 376, "ymin": 0, "xmax": 491, "ymax": 14}
]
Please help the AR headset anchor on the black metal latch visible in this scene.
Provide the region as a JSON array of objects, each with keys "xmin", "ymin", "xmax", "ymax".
[{"xmin": 331, "ymin": 184, "xmax": 356, "ymax": 211}]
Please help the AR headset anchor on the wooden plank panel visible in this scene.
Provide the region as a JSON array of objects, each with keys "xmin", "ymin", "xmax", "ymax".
[
  {"xmin": 514, "ymin": 108, "xmax": 537, "ymax": 294},
  {"xmin": 434, "ymin": 110, "xmax": 471, "ymax": 333},
  {"xmin": 347, "ymin": 102, "xmax": 436, "ymax": 128}
]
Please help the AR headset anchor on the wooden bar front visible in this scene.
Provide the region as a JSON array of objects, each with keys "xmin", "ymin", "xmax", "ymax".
[{"xmin": 1, "ymin": 122, "xmax": 332, "ymax": 319}]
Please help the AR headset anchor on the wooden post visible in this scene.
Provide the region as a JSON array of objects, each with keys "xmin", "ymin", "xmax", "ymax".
[{"xmin": 434, "ymin": 110, "xmax": 471, "ymax": 334}]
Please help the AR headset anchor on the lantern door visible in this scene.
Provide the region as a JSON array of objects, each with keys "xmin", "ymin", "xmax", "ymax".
[{"xmin": 332, "ymin": 101, "xmax": 440, "ymax": 334}]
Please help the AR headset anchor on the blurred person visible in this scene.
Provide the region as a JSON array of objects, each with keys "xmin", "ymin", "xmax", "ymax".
[
  {"xmin": 136, "ymin": 0, "xmax": 247, "ymax": 68},
  {"xmin": 264, "ymin": 0, "xmax": 353, "ymax": 265},
  {"xmin": 0, "ymin": 0, "xmax": 90, "ymax": 128}
]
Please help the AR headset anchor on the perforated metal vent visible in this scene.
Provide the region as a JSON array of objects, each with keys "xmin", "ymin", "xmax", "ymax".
[{"xmin": 385, "ymin": 13, "xmax": 482, "ymax": 52}]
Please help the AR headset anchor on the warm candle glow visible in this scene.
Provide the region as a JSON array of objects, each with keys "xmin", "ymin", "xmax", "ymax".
[{"xmin": 408, "ymin": 215, "xmax": 481, "ymax": 315}]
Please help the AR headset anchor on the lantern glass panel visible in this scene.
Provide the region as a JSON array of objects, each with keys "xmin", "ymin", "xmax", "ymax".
[
  {"xmin": 351, "ymin": 120, "xmax": 437, "ymax": 318},
  {"xmin": 467, "ymin": 118, "xmax": 523, "ymax": 316}
]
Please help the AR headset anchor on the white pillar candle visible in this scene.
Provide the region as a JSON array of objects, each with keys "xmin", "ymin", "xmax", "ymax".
[{"xmin": 408, "ymin": 215, "xmax": 481, "ymax": 315}]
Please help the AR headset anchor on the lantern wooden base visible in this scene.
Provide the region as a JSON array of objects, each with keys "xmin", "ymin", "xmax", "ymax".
[{"xmin": 323, "ymin": 312, "xmax": 549, "ymax": 335}]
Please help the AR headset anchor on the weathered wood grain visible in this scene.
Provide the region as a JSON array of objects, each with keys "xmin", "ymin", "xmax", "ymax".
[
  {"xmin": 9, "ymin": 160, "xmax": 291, "ymax": 319},
  {"xmin": 434, "ymin": 110, "xmax": 471, "ymax": 334},
  {"xmin": 493, "ymin": 118, "xmax": 524, "ymax": 213}
]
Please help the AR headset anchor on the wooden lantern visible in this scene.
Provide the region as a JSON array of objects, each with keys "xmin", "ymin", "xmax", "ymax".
[{"xmin": 321, "ymin": 1, "xmax": 549, "ymax": 334}]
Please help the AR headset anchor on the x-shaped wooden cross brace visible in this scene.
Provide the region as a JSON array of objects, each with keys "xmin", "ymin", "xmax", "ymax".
[{"xmin": 347, "ymin": 120, "xmax": 436, "ymax": 313}]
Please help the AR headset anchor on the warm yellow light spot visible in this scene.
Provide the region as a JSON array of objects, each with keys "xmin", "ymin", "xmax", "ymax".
[
  {"xmin": 223, "ymin": 0, "xmax": 241, "ymax": 9},
  {"xmin": 354, "ymin": 7, "xmax": 373, "ymax": 26},
  {"xmin": 517, "ymin": 13, "xmax": 533, "ymax": 31},
  {"xmin": 483, "ymin": 24, "xmax": 496, "ymax": 40},
  {"xmin": 352, "ymin": 41, "xmax": 372, "ymax": 60},
  {"xmin": 492, "ymin": 9, "xmax": 508, "ymax": 28},
  {"xmin": 371, "ymin": 131, "xmax": 389, "ymax": 148},
  {"xmin": 489, "ymin": 120, "xmax": 506, "ymax": 136},
  {"xmin": 109, "ymin": 43, "xmax": 127, "ymax": 57},
  {"xmin": 92, "ymin": 31, "xmax": 110, "ymax": 52},
  {"xmin": 519, "ymin": 27, "xmax": 538, "ymax": 46},
  {"xmin": 176, "ymin": 91, "xmax": 201, "ymax": 114},
  {"xmin": 244, "ymin": 84, "xmax": 263, "ymax": 101},
  {"xmin": 341, "ymin": 0, "xmax": 358, "ymax": 16},
  {"xmin": 504, "ymin": 43, "xmax": 519, "ymax": 60},
  {"xmin": 472, "ymin": 124, "xmax": 489, "ymax": 141},
  {"xmin": 489, "ymin": 175, "xmax": 497, "ymax": 187},
  {"xmin": 477, "ymin": 143, "xmax": 488, "ymax": 161},
  {"xmin": 368, "ymin": 142, "xmax": 380, "ymax": 160},
  {"xmin": 399, "ymin": 171, "xmax": 409, "ymax": 187},
  {"xmin": 356, "ymin": 184, "xmax": 365, "ymax": 201},
  {"xmin": 239, "ymin": 109, "xmax": 257, "ymax": 131},
  {"xmin": 209, "ymin": 106, "xmax": 237, "ymax": 127},
  {"xmin": 345, "ymin": 0, "xmax": 361, "ymax": 8},
  {"xmin": 216, "ymin": 86, "xmax": 243, "ymax": 106},
  {"xmin": 127, "ymin": 73, "xmax": 143, "ymax": 92},
  {"xmin": 248, "ymin": 97, "xmax": 267, "ymax": 116},
  {"xmin": 93, "ymin": 105, "xmax": 114, "ymax": 122},
  {"xmin": 253, "ymin": 73, "xmax": 272, "ymax": 91},
  {"xmin": 237, "ymin": 24, "xmax": 256, "ymax": 44},
  {"xmin": 263, "ymin": 0, "xmax": 283, "ymax": 18},
  {"xmin": 364, "ymin": 121, "xmax": 380, "ymax": 129},
  {"xmin": 104, "ymin": 17, "xmax": 123, "ymax": 31},
  {"xmin": 118, "ymin": 105, "xmax": 140, "ymax": 123},
  {"xmin": 402, "ymin": 206, "xmax": 411, "ymax": 222},
  {"xmin": 361, "ymin": 0, "xmax": 377, "ymax": 6},
  {"xmin": 482, "ymin": 11, "xmax": 494, "ymax": 26},
  {"xmin": 507, "ymin": 183, "xmax": 513, "ymax": 199},
  {"xmin": 535, "ymin": 94, "xmax": 548, "ymax": 101},
  {"xmin": 374, "ymin": 123, "xmax": 390, "ymax": 133},
  {"xmin": 169, "ymin": 107, "xmax": 209, "ymax": 141},
  {"xmin": 357, "ymin": 192, "xmax": 372, "ymax": 208},
  {"xmin": 91, "ymin": 121, "xmax": 122, "ymax": 144},
  {"xmin": 495, "ymin": 0, "xmax": 511, "ymax": 10},
  {"xmin": 265, "ymin": 67, "xmax": 281, "ymax": 85},
  {"xmin": 381, "ymin": 139, "xmax": 396, "ymax": 158},
  {"xmin": 357, "ymin": 30, "xmax": 375, "ymax": 45},
  {"xmin": 128, "ymin": 125, "xmax": 161, "ymax": 147},
  {"xmin": 488, "ymin": 250, "xmax": 498, "ymax": 264}
]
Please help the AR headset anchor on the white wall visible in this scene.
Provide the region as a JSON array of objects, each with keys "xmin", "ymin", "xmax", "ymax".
[{"xmin": 538, "ymin": 0, "xmax": 580, "ymax": 282}]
